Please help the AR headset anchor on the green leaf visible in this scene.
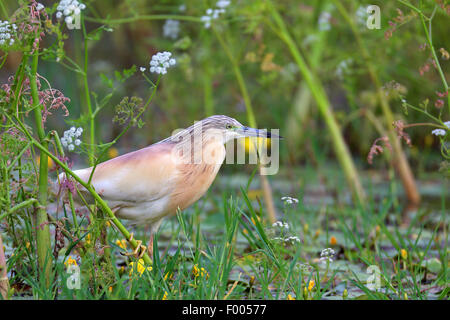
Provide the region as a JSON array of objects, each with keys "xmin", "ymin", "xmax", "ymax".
[{"xmin": 421, "ymin": 258, "xmax": 442, "ymax": 274}]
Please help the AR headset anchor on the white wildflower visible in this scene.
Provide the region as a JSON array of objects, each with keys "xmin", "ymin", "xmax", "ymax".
[
  {"xmin": 216, "ymin": 0, "xmax": 231, "ymax": 8},
  {"xmin": 285, "ymin": 236, "xmax": 301, "ymax": 243},
  {"xmin": 318, "ymin": 11, "xmax": 332, "ymax": 31},
  {"xmin": 149, "ymin": 51, "xmax": 176, "ymax": 75},
  {"xmin": 140, "ymin": 67, "xmax": 146, "ymax": 72},
  {"xmin": 336, "ymin": 59, "xmax": 352, "ymax": 79},
  {"xmin": 443, "ymin": 121, "xmax": 450, "ymax": 128},
  {"xmin": 355, "ymin": 6, "xmax": 368, "ymax": 26},
  {"xmin": 432, "ymin": 129, "xmax": 446, "ymax": 136},
  {"xmin": 163, "ymin": 19, "xmax": 180, "ymax": 40},
  {"xmin": 0, "ymin": 20, "xmax": 18, "ymax": 47},
  {"xmin": 201, "ymin": 7, "xmax": 225, "ymax": 28},
  {"xmin": 272, "ymin": 221, "xmax": 289, "ymax": 230},
  {"xmin": 36, "ymin": 3, "xmax": 45, "ymax": 11},
  {"xmin": 281, "ymin": 196, "xmax": 299, "ymax": 205},
  {"xmin": 179, "ymin": 4, "xmax": 186, "ymax": 12},
  {"xmin": 61, "ymin": 126, "xmax": 83, "ymax": 151},
  {"xmin": 56, "ymin": 0, "xmax": 86, "ymax": 26},
  {"xmin": 320, "ymin": 248, "xmax": 335, "ymax": 263}
]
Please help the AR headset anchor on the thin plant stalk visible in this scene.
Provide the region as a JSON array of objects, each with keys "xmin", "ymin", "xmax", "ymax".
[
  {"xmin": 266, "ymin": 0, "xmax": 365, "ymax": 205},
  {"xmin": 81, "ymin": 16, "xmax": 95, "ymax": 166},
  {"xmin": 30, "ymin": 51, "xmax": 53, "ymax": 287}
]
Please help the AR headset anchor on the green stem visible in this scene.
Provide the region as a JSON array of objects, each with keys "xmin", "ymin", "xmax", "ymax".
[
  {"xmin": 30, "ymin": 51, "xmax": 53, "ymax": 287},
  {"xmin": 397, "ymin": 0, "xmax": 449, "ymax": 112},
  {"xmin": 85, "ymin": 14, "xmax": 202, "ymax": 25},
  {"xmin": 81, "ymin": 16, "xmax": 95, "ymax": 166},
  {"xmin": 0, "ymin": 198, "xmax": 38, "ymax": 221}
]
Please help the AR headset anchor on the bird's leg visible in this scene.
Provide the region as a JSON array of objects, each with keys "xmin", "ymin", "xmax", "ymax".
[{"xmin": 122, "ymin": 232, "xmax": 147, "ymax": 259}]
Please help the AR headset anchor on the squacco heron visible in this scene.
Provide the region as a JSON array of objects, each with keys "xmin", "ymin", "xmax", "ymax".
[{"xmin": 64, "ymin": 115, "xmax": 279, "ymax": 256}]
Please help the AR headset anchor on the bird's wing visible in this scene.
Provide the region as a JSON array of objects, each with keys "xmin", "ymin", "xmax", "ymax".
[{"xmin": 73, "ymin": 143, "xmax": 178, "ymax": 205}]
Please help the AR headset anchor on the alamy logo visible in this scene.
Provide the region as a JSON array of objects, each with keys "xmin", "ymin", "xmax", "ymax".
[
  {"xmin": 366, "ymin": 265, "xmax": 381, "ymax": 291},
  {"xmin": 366, "ymin": 5, "xmax": 381, "ymax": 30},
  {"xmin": 66, "ymin": 264, "xmax": 81, "ymax": 289},
  {"xmin": 66, "ymin": 14, "xmax": 81, "ymax": 30}
]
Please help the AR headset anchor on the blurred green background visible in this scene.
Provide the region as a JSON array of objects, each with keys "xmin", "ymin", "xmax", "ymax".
[{"xmin": 1, "ymin": 0, "xmax": 449, "ymax": 199}]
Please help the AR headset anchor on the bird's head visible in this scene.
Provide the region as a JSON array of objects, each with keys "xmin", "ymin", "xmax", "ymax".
[{"xmin": 199, "ymin": 115, "xmax": 282, "ymax": 144}]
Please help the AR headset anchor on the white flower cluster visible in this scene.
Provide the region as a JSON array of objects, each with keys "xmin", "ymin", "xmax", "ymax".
[
  {"xmin": 355, "ymin": 6, "xmax": 368, "ymax": 26},
  {"xmin": 336, "ymin": 59, "xmax": 353, "ymax": 79},
  {"xmin": 320, "ymin": 248, "xmax": 335, "ymax": 263},
  {"xmin": 0, "ymin": 20, "xmax": 17, "ymax": 46},
  {"xmin": 432, "ymin": 129, "xmax": 446, "ymax": 136},
  {"xmin": 432, "ymin": 122, "xmax": 449, "ymax": 137},
  {"xmin": 163, "ymin": 19, "xmax": 180, "ymax": 40},
  {"xmin": 297, "ymin": 263, "xmax": 313, "ymax": 273},
  {"xmin": 56, "ymin": 0, "xmax": 86, "ymax": 25},
  {"xmin": 318, "ymin": 11, "xmax": 332, "ymax": 31},
  {"xmin": 201, "ymin": 1, "xmax": 230, "ymax": 28},
  {"xmin": 273, "ymin": 235, "xmax": 301, "ymax": 243},
  {"xmin": 36, "ymin": 3, "xmax": 45, "ymax": 11},
  {"xmin": 61, "ymin": 127, "xmax": 83, "ymax": 151},
  {"xmin": 281, "ymin": 196, "xmax": 299, "ymax": 205},
  {"xmin": 216, "ymin": 0, "xmax": 231, "ymax": 8},
  {"xmin": 149, "ymin": 51, "xmax": 176, "ymax": 75},
  {"xmin": 272, "ymin": 221, "xmax": 289, "ymax": 230}
]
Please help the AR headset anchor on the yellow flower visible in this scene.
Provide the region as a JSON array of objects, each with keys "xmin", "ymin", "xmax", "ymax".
[
  {"xmin": 308, "ymin": 280, "xmax": 315, "ymax": 292},
  {"xmin": 400, "ymin": 249, "xmax": 408, "ymax": 260},
  {"xmin": 343, "ymin": 289, "xmax": 348, "ymax": 299},
  {"xmin": 250, "ymin": 215, "xmax": 261, "ymax": 226},
  {"xmin": 25, "ymin": 242, "xmax": 30, "ymax": 249},
  {"xmin": 249, "ymin": 276, "xmax": 255, "ymax": 286},
  {"xmin": 313, "ymin": 229, "xmax": 321, "ymax": 239},
  {"xmin": 375, "ymin": 225, "xmax": 381, "ymax": 235},
  {"xmin": 330, "ymin": 236, "xmax": 337, "ymax": 246},
  {"xmin": 85, "ymin": 233, "xmax": 92, "ymax": 245},
  {"xmin": 116, "ymin": 239, "xmax": 127, "ymax": 250},
  {"xmin": 108, "ymin": 147, "xmax": 119, "ymax": 159},
  {"xmin": 105, "ymin": 221, "xmax": 111, "ymax": 228},
  {"xmin": 192, "ymin": 264, "xmax": 209, "ymax": 279},
  {"xmin": 129, "ymin": 259, "xmax": 152, "ymax": 277},
  {"xmin": 163, "ymin": 271, "xmax": 174, "ymax": 281},
  {"xmin": 162, "ymin": 291, "xmax": 169, "ymax": 300},
  {"xmin": 64, "ymin": 256, "xmax": 78, "ymax": 267},
  {"xmin": 108, "ymin": 286, "xmax": 113, "ymax": 293},
  {"xmin": 287, "ymin": 294, "xmax": 296, "ymax": 300},
  {"xmin": 303, "ymin": 223, "xmax": 309, "ymax": 233}
]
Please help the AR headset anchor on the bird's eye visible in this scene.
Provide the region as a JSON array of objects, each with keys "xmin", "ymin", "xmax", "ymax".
[{"xmin": 226, "ymin": 124, "xmax": 233, "ymax": 129}]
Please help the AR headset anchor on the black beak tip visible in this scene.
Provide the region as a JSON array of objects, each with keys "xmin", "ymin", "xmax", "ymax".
[{"xmin": 266, "ymin": 131, "xmax": 284, "ymax": 140}]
